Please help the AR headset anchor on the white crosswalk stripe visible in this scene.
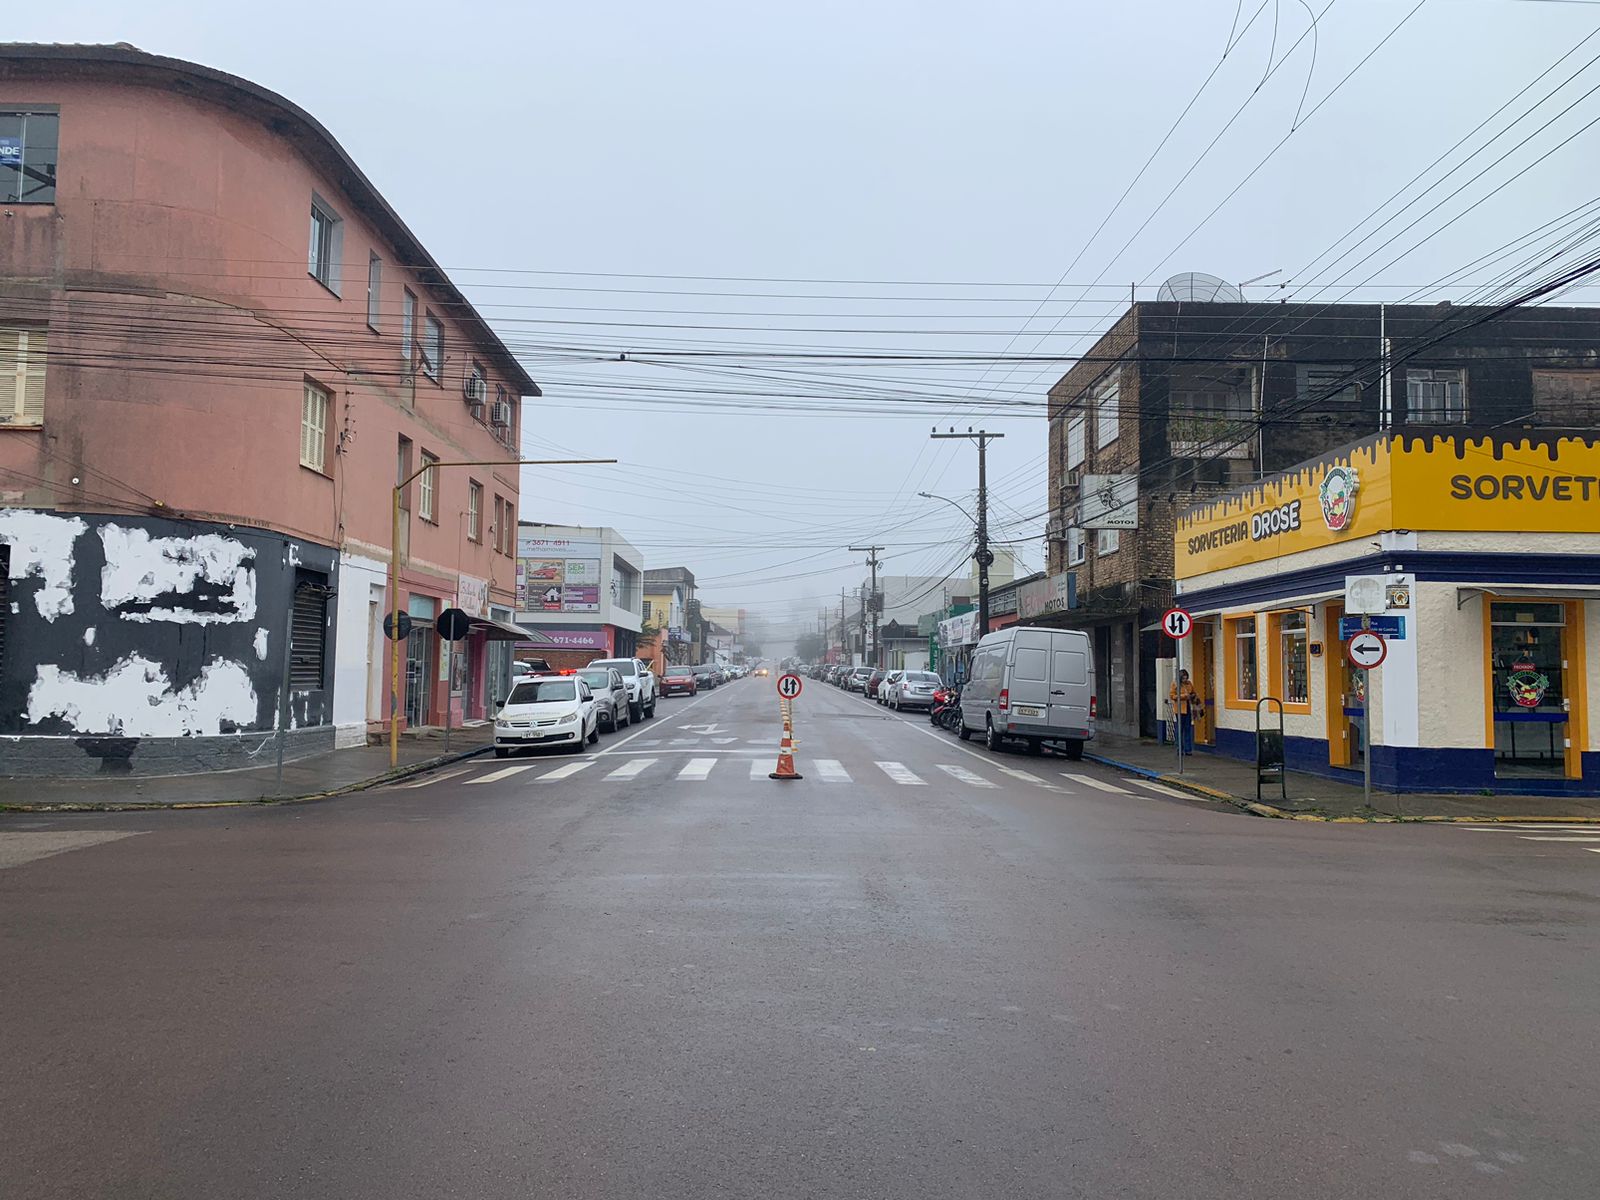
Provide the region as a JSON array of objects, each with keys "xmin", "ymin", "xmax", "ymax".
[
  {"xmin": 750, "ymin": 759, "xmax": 769, "ymax": 780},
  {"xmin": 1059, "ymin": 772, "xmax": 1133, "ymax": 795},
  {"xmin": 815, "ymin": 759, "xmax": 852, "ymax": 782},
  {"xmin": 678, "ymin": 758, "xmax": 717, "ymax": 780},
  {"xmin": 540, "ymin": 761, "xmax": 594, "ymax": 781},
  {"xmin": 605, "ymin": 758, "xmax": 657, "ymax": 780},
  {"xmin": 998, "ymin": 766, "xmax": 1057, "ymax": 789},
  {"xmin": 936, "ymin": 763, "xmax": 995, "ymax": 788},
  {"xmin": 1134, "ymin": 779, "xmax": 1191, "ymax": 799},
  {"xmin": 467, "ymin": 764, "xmax": 537, "ymax": 785},
  {"xmin": 875, "ymin": 761, "xmax": 925, "ymax": 786},
  {"xmin": 397, "ymin": 766, "xmax": 471, "ymax": 789}
]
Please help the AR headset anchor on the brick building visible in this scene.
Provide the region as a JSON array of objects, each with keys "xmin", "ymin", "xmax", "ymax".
[{"xmin": 1039, "ymin": 300, "xmax": 1600, "ymax": 738}]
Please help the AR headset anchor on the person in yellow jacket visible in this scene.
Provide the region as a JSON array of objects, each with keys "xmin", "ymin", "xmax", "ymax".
[{"xmin": 1170, "ymin": 668, "xmax": 1198, "ymax": 752}]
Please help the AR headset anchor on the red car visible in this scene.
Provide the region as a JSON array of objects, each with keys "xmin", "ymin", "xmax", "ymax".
[{"xmin": 662, "ymin": 665, "xmax": 698, "ymax": 696}]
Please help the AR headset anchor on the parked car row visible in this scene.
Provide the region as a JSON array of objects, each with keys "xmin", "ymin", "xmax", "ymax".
[{"xmin": 497, "ymin": 659, "xmax": 753, "ymax": 751}]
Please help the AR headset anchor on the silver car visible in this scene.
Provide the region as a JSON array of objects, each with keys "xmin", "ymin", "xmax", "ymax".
[
  {"xmin": 888, "ymin": 669, "xmax": 942, "ymax": 712},
  {"xmin": 575, "ymin": 666, "xmax": 630, "ymax": 732},
  {"xmin": 959, "ymin": 627, "xmax": 1095, "ymax": 759}
]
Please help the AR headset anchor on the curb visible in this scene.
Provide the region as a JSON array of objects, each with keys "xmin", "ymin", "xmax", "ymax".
[
  {"xmin": 1081, "ymin": 751, "xmax": 1600, "ymax": 824},
  {"xmin": 0, "ymin": 743, "xmax": 494, "ymax": 814}
]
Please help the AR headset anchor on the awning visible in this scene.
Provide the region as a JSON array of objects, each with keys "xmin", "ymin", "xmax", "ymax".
[
  {"xmin": 1457, "ymin": 585, "xmax": 1600, "ymax": 609},
  {"xmin": 469, "ymin": 615, "xmax": 555, "ymax": 643}
]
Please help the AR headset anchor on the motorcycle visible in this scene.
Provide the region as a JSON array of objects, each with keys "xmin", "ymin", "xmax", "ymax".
[{"xmin": 930, "ymin": 685, "xmax": 962, "ymax": 732}]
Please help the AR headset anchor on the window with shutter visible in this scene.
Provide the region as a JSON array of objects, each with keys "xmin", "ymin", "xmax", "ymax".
[
  {"xmin": 300, "ymin": 382, "xmax": 328, "ymax": 471},
  {"xmin": 289, "ymin": 572, "xmax": 328, "ymax": 690},
  {"xmin": 1, "ymin": 326, "xmax": 47, "ymax": 426}
]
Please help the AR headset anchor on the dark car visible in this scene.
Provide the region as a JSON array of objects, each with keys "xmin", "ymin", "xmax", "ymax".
[
  {"xmin": 662, "ymin": 665, "xmax": 699, "ymax": 696},
  {"xmin": 691, "ymin": 664, "xmax": 720, "ymax": 689},
  {"xmin": 866, "ymin": 668, "xmax": 888, "ymax": 699}
]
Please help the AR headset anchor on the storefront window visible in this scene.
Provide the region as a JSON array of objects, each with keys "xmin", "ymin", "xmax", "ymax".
[
  {"xmin": 1231, "ymin": 618, "xmax": 1258, "ymax": 702},
  {"xmin": 1490, "ymin": 602, "xmax": 1568, "ymax": 778},
  {"xmin": 1279, "ymin": 611, "xmax": 1309, "ymax": 705}
]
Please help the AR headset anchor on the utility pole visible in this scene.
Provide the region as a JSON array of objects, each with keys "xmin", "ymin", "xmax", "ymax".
[
  {"xmin": 929, "ymin": 428, "xmax": 1005, "ymax": 638},
  {"xmin": 839, "ymin": 588, "xmax": 847, "ymax": 664},
  {"xmin": 848, "ymin": 545, "xmax": 884, "ymax": 667}
]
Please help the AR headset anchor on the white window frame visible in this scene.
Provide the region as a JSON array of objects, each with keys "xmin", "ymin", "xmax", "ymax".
[
  {"xmin": 308, "ymin": 196, "xmax": 343, "ymax": 294},
  {"xmin": 1094, "ymin": 374, "xmax": 1120, "ymax": 449},
  {"xmin": 366, "ymin": 253, "xmax": 382, "ymax": 330},
  {"xmin": 419, "ymin": 452, "xmax": 438, "ymax": 522},
  {"xmin": 300, "ymin": 382, "xmax": 329, "ymax": 472},
  {"xmin": 1407, "ymin": 367, "xmax": 1467, "ymax": 424},
  {"xmin": 1, "ymin": 326, "xmax": 48, "ymax": 427},
  {"xmin": 1095, "ymin": 528, "xmax": 1120, "ymax": 556},
  {"xmin": 423, "ymin": 314, "xmax": 444, "ymax": 381},
  {"xmin": 1067, "ymin": 525, "xmax": 1086, "ymax": 566},
  {"xmin": 468, "ymin": 481, "xmax": 483, "ymax": 542},
  {"xmin": 401, "ymin": 289, "xmax": 416, "ymax": 361},
  {"xmin": 1, "ymin": 110, "xmax": 60, "ymax": 205},
  {"xmin": 1066, "ymin": 413, "xmax": 1086, "ymax": 469}
]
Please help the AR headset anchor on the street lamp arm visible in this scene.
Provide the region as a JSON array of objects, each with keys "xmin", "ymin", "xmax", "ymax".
[{"xmin": 917, "ymin": 491, "xmax": 976, "ymax": 525}]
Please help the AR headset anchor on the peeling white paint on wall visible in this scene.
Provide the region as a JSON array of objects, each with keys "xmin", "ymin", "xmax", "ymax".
[
  {"xmin": 83, "ymin": 627, "xmax": 95, "ymax": 646},
  {"xmin": 26, "ymin": 655, "xmax": 258, "ymax": 737},
  {"xmin": 0, "ymin": 509, "xmax": 87, "ymax": 620},
  {"xmin": 99, "ymin": 525, "xmax": 256, "ymax": 624},
  {"xmin": 254, "ymin": 629, "xmax": 269, "ymax": 661}
]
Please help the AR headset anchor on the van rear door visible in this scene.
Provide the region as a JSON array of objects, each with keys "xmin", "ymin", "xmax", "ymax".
[
  {"xmin": 1047, "ymin": 633, "xmax": 1092, "ymax": 735},
  {"xmin": 1006, "ymin": 632, "xmax": 1052, "ymax": 720}
]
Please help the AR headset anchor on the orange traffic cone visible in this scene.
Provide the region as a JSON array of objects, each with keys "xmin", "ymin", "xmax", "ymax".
[{"xmin": 770, "ymin": 723, "xmax": 803, "ymax": 781}]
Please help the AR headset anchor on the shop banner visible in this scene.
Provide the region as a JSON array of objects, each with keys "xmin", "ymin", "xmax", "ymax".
[
  {"xmin": 456, "ymin": 574, "xmax": 490, "ymax": 619},
  {"xmin": 527, "ymin": 628, "xmax": 610, "ymax": 651},
  {"xmin": 938, "ymin": 611, "xmax": 977, "ymax": 648},
  {"xmin": 1018, "ymin": 572, "xmax": 1076, "ymax": 619}
]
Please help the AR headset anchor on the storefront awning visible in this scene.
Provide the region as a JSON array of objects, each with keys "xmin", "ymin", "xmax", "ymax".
[
  {"xmin": 470, "ymin": 615, "xmax": 555, "ymax": 643},
  {"xmin": 1152, "ymin": 588, "xmax": 1346, "ymax": 629},
  {"xmin": 1456, "ymin": 584, "xmax": 1600, "ymax": 609}
]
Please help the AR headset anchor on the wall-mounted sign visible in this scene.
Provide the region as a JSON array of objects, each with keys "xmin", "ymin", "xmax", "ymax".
[
  {"xmin": 1339, "ymin": 615, "xmax": 1406, "ymax": 641},
  {"xmin": 1080, "ymin": 474, "xmax": 1139, "ymax": 530},
  {"xmin": 1318, "ymin": 465, "xmax": 1360, "ymax": 531},
  {"xmin": 526, "ymin": 628, "xmax": 610, "ymax": 651},
  {"xmin": 1018, "ymin": 572, "xmax": 1076, "ymax": 619}
]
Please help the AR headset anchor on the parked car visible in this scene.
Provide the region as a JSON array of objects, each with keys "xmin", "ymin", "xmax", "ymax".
[
  {"xmin": 753, "ymin": 667, "xmax": 769, "ymax": 678},
  {"xmin": 576, "ymin": 666, "xmax": 629, "ymax": 732},
  {"xmin": 877, "ymin": 670, "xmax": 903, "ymax": 705},
  {"xmin": 959, "ymin": 626, "xmax": 1095, "ymax": 758},
  {"xmin": 493, "ymin": 675, "xmax": 599, "ymax": 757},
  {"xmin": 662, "ymin": 664, "xmax": 699, "ymax": 696},
  {"xmin": 847, "ymin": 666, "xmax": 873, "ymax": 692},
  {"xmin": 587, "ymin": 657, "xmax": 658, "ymax": 722},
  {"xmin": 691, "ymin": 664, "xmax": 720, "ymax": 689},
  {"xmin": 511, "ymin": 658, "xmax": 553, "ymax": 678},
  {"xmin": 888, "ymin": 669, "xmax": 941, "ymax": 711},
  {"xmin": 865, "ymin": 668, "xmax": 887, "ymax": 699}
]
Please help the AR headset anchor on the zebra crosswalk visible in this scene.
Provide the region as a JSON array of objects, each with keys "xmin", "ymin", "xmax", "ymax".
[{"xmin": 392, "ymin": 753, "xmax": 1165, "ymax": 797}]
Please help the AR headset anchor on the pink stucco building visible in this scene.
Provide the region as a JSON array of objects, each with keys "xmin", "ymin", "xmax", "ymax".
[{"xmin": 0, "ymin": 43, "xmax": 538, "ymax": 775}]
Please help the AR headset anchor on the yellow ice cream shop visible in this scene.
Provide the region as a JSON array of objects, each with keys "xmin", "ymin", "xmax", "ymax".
[{"xmin": 1172, "ymin": 433, "xmax": 1600, "ymax": 795}]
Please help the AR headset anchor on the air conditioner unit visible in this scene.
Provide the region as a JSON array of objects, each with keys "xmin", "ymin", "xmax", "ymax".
[
  {"xmin": 463, "ymin": 373, "xmax": 487, "ymax": 405},
  {"xmin": 1064, "ymin": 467, "xmax": 1081, "ymax": 488},
  {"xmin": 490, "ymin": 399, "xmax": 513, "ymax": 427}
]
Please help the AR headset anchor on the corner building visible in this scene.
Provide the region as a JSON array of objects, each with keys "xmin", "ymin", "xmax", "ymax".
[{"xmin": 1175, "ymin": 433, "xmax": 1600, "ymax": 795}]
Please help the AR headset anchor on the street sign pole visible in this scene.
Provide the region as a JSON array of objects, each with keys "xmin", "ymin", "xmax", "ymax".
[
  {"xmin": 1175, "ymin": 633, "xmax": 1184, "ymax": 775},
  {"xmin": 1362, "ymin": 615, "xmax": 1371, "ymax": 810}
]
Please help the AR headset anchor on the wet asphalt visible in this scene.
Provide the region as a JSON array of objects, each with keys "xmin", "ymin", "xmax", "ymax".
[{"xmin": 2, "ymin": 678, "xmax": 1597, "ymax": 1198}]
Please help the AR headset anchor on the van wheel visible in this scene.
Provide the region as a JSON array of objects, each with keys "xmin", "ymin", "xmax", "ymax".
[
  {"xmin": 958, "ymin": 716, "xmax": 973, "ymax": 741},
  {"xmin": 1063, "ymin": 739, "xmax": 1085, "ymax": 761},
  {"xmin": 985, "ymin": 716, "xmax": 1002, "ymax": 753}
]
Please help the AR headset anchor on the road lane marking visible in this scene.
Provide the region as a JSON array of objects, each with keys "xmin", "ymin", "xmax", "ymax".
[
  {"xmin": 0, "ymin": 831, "xmax": 145, "ymax": 871},
  {"xmin": 875, "ymin": 761, "xmax": 925, "ymax": 786},
  {"xmin": 605, "ymin": 758, "xmax": 656, "ymax": 780},
  {"xmin": 678, "ymin": 758, "xmax": 717, "ymax": 780},
  {"xmin": 749, "ymin": 759, "xmax": 769, "ymax": 779},
  {"xmin": 595, "ymin": 690, "xmax": 711, "ymax": 757},
  {"xmin": 815, "ymin": 759, "xmax": 852, "ymax": 782},
  {"xmin": 1517, "ymin": 835, "xmax": 1600, "ymax": 842},
  {"xmin": 998, "ymin": 766, "xmax": 1057, "ymax": 788},
  {"xmin": 1133, "ymin": 779, "xmax": 1192, "ymax": 799},
  {"xmin": 1059, "ymin": 772, "xmax": 1133, "ymax": 794},
  {"xmin": 397, "ymin": 766, "xmax": 471, "ymax": 789},
  {"xmin": 540, "ymin": 760, "xmax": 595, "ymax": 780},
  {"xmin": 936, "ymin": 763, "xmax": 995, "ymax": 788},
  {"xmin": 468, "ymin": 764, "xmax": 538, "ymax": 785}
]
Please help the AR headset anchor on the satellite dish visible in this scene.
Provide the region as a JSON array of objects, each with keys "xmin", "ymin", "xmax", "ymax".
[{"xmin": 1157, "ymin": 272, "xmax": 1245, "ymax": 303}]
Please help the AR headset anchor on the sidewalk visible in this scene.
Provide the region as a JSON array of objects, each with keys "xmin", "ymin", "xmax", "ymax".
[
  {"xmin": 1085, "ymin": 732, "xmax": 1600, "ymax": 821},
  {"xmin": 0, "ymin": 725, "xmax": 493, "ymax": 812}
]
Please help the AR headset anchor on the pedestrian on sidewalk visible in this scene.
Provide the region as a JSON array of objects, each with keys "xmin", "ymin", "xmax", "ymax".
[{"xmin": 1170, "ymin": 669, "xmax": 1197, "ymax": 753}]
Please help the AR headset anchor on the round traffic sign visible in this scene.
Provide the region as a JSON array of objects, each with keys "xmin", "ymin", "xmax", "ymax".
[
  {"xmin": 1161, "ymin": 607, "xmax": 1194, "ymax": 640},
  {"xmin": 776, "ymin": 672, "xmax": 804, "ymax": 699},
  {"xmin": 1346, "ymin": 630, "xmax": 1388, "ymax": 670},
  {"xmin": 382, "ymin": 611, "xmax": 413, "ymax": 641}
]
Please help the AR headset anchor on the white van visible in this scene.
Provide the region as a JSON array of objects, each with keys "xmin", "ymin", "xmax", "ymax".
[{"xmin": 959, "ymin": 626, "xmax": 1095, "ymax": 759}]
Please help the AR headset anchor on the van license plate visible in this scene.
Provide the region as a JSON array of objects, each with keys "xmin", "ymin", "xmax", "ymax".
[{"xmin": 1014, "ymin": 705, "xmax": 1044, "ymax": 717}]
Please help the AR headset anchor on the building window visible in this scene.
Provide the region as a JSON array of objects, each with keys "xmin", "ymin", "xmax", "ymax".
[
  {"xmin": 423, "ymin": 315, "xmax": 444, "ymax": 381},
  {"xmin": 1171, "ymin": 379, "xmax": 1253, "ymax": 458},
  {"xmin": 418, "ymin": 452, "xmax": 438, "ymax": 522},
  {"xmin": 1230, "ymin": 617, "xmax": 1259, "ymax": 703},
  {"xmin": 468, "ymin": 480, "xmax": 483, "ymax": 541},
  {"xmin": 1095, "ymin": 528, "xmax": 1119, "ymax": 556},
  {"xmin": 300, "ymin": 382, "xmax": 329, "ymax": 472},
  {"xmin": 0, "ymin": 111, "xmax": 59, "ymax": 204},
  {"xmin": 1297, "ymin": 365, "xmax": 1361, "ymax": 411},
  {"xmin": 401, "ymin": 289, "xmax": 416, "ymax": 361},
  {"xmin": 1276, "ymin": 610, "xmax": 1310, "ymax": 706},
  {"xmin": 308, "ymin": 196, "xmax": 343, "ymax": 293},
  {"xmin": 643, "ymin": 599, "xmax": 653, "ymax": 622},
  {"xmin": 1094, "ymin": 374, "xmax": 1119, "ymax": 449},
  {"xmin": 1066, "ymin": 413, "xmax": 1086, "ymax": 470},
  {"xmin": 1407, "ymin": 368, "xmax": 1467, "ymax": 424},
  {"xmin": 1, "ymin": 326, "xmax": 48, "ymax": 427},
  {"xmin": 366, "ymin": 253, "xmax": 382, "ymax": 330},
  {"xmin": 1067, "ymin": 526, "xmax": 1086, "ymax": 566},
  {"xmin": 289, "ymin": 571, "xmax": 329, "ymax": 690}
]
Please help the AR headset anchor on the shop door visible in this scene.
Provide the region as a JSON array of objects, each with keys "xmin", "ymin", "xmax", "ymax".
[
  {"xmin": 1192, "ymin": 622, "xmax": 1216, "ymax": 745},
  {"xmin": 1490, "ymin": 601, "xmax": 1573, "ymax": 778},
  {"xmin": 1325, "ymin": 604, "xmax": 1363, "ymax": 769},
  {"xmin": 405, "ymin": 628, "xmax": 432, "ymax": 728}
]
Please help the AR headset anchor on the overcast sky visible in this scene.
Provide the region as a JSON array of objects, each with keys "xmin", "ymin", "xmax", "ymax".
[{"xmin": 17, "ymin": 0, "xmax": 1600, "ymax": 646}]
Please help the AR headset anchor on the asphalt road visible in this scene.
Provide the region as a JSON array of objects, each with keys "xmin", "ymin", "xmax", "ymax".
[{"xmin": 3, "ymin": 677, "xmax": 1597, "ymax": 1199}]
